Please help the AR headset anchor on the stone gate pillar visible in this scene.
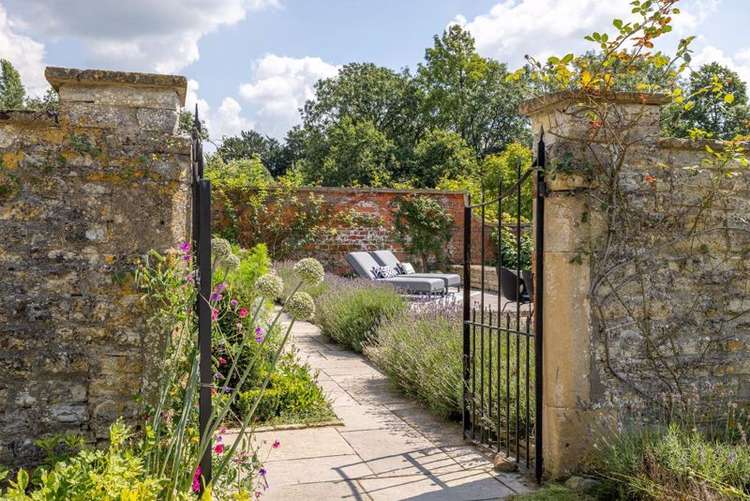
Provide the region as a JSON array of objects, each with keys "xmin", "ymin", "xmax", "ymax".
[
  {"xmin": 521, "ymin": 92, "xmax": 668, "ymax": 478},
  {"xmin": 0, "ymin": 67, "xmax": 190, "ymax": 466}
]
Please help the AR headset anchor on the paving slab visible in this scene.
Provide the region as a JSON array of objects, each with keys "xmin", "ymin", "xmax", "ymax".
[
  {"xmin": 254, "ymin": 317, "xmax": 534, "ymax": 500},
  {"xmin": 262, "ymin": 480, "xmax": 369, "ymax": 501}
]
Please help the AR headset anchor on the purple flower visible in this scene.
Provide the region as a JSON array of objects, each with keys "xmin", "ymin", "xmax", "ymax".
[
  {"xmin": 214, "ymin": 371, "xmax": 224, "ymax": 380},
  {"xmin": 214, "ymin": 282, "xmax": 227, "ymax": 293},
  {"xmin": 179, "ymin": 241, "xmax": 191, "ymax": 253},
  {"xmin": 255, "ymin": 327, "xmax": 265, "ymax": 343},
  {"xmin": 259, "ymin": 467, "xmax": 267, "ymax": 477},
  {"xmin": 230, "ymin": 299, "xmax": 239, "ymax": 308},
  {"xmin": 192, "ymin": 465, "xmax": 202, "ymax": 493},
  {"xmin": 209, "ymin": 292, "xmax": 223, "ymax": 302},
  {"xmin": 222, "ymin": 386, "xmax": 233, "ymax": 393}
]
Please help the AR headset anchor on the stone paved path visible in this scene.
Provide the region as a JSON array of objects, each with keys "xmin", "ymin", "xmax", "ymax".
[{"xmin": 247, "ymin": 317, "xmax": 534, "ymax": 500}]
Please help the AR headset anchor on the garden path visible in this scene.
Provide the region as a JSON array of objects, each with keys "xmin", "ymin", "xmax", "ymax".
[{"xmin": 245, "ymin": 316, "xmax": 534, "ymax": 500}]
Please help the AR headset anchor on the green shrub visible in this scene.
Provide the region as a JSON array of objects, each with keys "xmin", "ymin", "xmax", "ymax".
[
  {"xmin": 1, "ymin": 420, "xmax": 177, "ymax": 500},
  {"xmin": 315, "ymin": 276, "xmax": 406, "ymax": 352},
  {"xmin": 393, "ymin": 195, "xmax": 454, "ymax": 271},
  {"xmin": 237, "ymin": 354, "xmax": 334, "ymax": 426},
  {"xmin": 589, "ymin": 423, "xmax": 750, "ymax": 500},
  {"xmin": 492, "ymin": 225, "xmax": 532, "ymax": 271},
  {"xmin": 367, "ymin": 304, "xmax": 535, "ymax": 426},
  {"xmin": 366, "ymin": 304, "xmax": 463, "ymax": 418}
]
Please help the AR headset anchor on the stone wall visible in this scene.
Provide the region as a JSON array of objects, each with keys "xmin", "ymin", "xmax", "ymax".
[
  {"xmin": 0, "ymin": 67, "xmax": 190, "ymax": 466},
  {"xmin": 214, "ymin": 186, "xmax": 494, "ymax": 275},
  {"xmin": 522, "ymin": 93, "xmax": 750, "ymax": 477}
]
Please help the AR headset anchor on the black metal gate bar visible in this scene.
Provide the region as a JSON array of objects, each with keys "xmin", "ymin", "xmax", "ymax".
[
  {"xmin": 462, "ymin": 200, "xmax": 472, "ymax": 438},
  {"xmin": 462, "ymin": 132, "xmax": 545, "ymax": 483},
  {"xmin": 191, "ymin": 109, "xmax": 213, "ymax": 491}
]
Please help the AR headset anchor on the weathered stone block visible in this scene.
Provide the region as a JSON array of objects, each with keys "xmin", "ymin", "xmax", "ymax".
[{"xmin": 0, "ymin": 66, "xmax": 189, "ymax": 468}]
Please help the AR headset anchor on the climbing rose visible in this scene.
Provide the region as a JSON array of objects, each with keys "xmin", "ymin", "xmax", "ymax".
[
  {"xmin": 238, "ymin": 307, "xmax": 249, "ymax": 318},
  {"xmin": 294, "ymin": 258, "xmax": 325, "ymax": 286}
]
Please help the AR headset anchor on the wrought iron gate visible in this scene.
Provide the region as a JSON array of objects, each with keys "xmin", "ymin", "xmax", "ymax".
[
  {"xmin": 462, "ymin": 134, "xmax": 545, "ymax": 482},
  {"xmin": 191, "ymin": 109, "xmax": 214, "ymax": 492}
]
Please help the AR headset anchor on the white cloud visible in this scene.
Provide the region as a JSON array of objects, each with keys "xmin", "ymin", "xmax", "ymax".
[
  {"xmin": 239, "ymin": 54, "xmax": 339, "ymax": 137},
  {"xmin": 3, "ymin": 0, "xmax": 279, "ymax": 73},
  {"xmin": 186, "ymin": 79, "xmax": 254, "ymax": 148},
  {"xmin": 691, "ymin": 45, "xmax": 750, "ymax": 85},
  {"xmin": 0, "ymin": 4, "xmax": 46, "ymax": 95},
  {"xmin": 453, "ymin": 0, "xmax": 632, "ymax": 67},
  {"xmin": 453, "ymin": 0, "xmax": 720, "ymax": 69}
]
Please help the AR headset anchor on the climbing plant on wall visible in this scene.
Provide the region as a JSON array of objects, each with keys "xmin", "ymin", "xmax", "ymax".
[{"xmin": 521, "ymin": 0, "xmax": 750, "ymax": 421}]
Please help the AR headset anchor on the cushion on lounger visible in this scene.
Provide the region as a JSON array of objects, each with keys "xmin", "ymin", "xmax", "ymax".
[
  {"xmin": 372, "ymin": 265, "xmax": 398, "ymax": 279},
  {"xmin": 398, "ymin": 262, "xmax": 415, "ymax": 274}
]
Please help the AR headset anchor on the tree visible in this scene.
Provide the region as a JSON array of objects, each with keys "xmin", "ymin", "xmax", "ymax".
[
  {"xmin": 665, "ymin": 63, "xmax": 750, "ymax": 140},
  {"xmin": 215, "ymin": 130, "xmax": 294, "ymax": 177},
  {"xmin": 301, "ymin": 63, "xmax": 424, "ymax": 178},
  {"xmin": 416, "ymin": 25, "xmax": 529, "ymax": 157},
  {"xmin": 0, "ymin": 59, "xmax": 25, "ymax": 109},
  {"xmin": 411, "ymin": 129, "xmax": 477, "ymax": 187},
  {"xmin": 299, "ymin": 117, "xmax": 396, "ymax": 187},
  {"xmin": 177, "ymin": 110, "xmax": 209, "ymax": 140}
]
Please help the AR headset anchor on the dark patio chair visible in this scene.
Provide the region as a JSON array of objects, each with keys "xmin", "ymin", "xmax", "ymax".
[{"xmin": 499, "ymin": 267, "xmax": 529, "ymax": 311}]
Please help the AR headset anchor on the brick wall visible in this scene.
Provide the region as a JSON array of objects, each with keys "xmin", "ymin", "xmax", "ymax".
[{"xmin": 213, "ymin": 186, "xmax": 496, "ymax": 275}]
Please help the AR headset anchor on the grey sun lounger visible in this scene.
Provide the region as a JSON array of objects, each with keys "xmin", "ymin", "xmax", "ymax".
[
  {"xmin": 369, "ymin": 250, "xmax": 461, "ymax": 290},
  {"xmin": 345, "ymin": 252, "xmax": 446, "ymax": 295}
]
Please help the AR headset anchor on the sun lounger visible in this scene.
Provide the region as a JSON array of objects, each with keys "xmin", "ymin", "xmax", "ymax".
[
  {"xmin": 345, "ymin": 252, "xmax": 446, "ymax": 295},
  {"xmin": 369, "ymin": 250, "xmax": 461, "ymax": 291}
]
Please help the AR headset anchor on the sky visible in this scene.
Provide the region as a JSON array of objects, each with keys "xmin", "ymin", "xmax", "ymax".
[{"xmin": 1, "ymin": 0, "xmax": 748, "ymax": 144}]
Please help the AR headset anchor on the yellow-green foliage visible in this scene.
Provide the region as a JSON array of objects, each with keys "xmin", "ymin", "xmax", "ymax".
[{"xmin": 0, "ymin": 420, "xmax": 184, "ymax": 501}]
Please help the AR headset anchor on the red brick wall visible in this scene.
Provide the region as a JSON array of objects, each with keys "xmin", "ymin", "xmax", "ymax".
[{"xmin": 213, "ymin": 186, "xmax": 500, "ymax": 275}]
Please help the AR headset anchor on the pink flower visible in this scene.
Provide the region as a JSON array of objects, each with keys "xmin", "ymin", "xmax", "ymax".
[
  {"xmin": 238, "ymin": 307, "xmax": 249, "ymax": 318},
  {"xmin": 192, "ymin": 465, "xmax": 202, "ymax": 493},
  {"xmin": 230, "ymin": 299, "xmax": 239, "ymax": 308},
  {"xmin": 179, "ymin": 241, "xmax": 191, "ymax": 253},
  {"xmin": 272, "ymin": 440, "xmax": 280, "ymax": 449},
  {"xmin": 218, "ymin": 356, "xmax": 227, "ymax": 366},
  {"xmin": 214, "ymin": 443, "xmax": 224, "ymax": 454},
  {"xmin": 211, "ymin": 308, "xmax": 219, "ymax": 321}
]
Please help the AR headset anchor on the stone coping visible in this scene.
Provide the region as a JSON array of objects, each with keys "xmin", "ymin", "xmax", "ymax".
[
  {"xmin": 45, "ymin": 67, "xmax": 187, "ymax": 106},
  {"xmin": 519, "ymin": 91, "xmax": 671, "ymax": 116},
  {"xmin": 657, "ymin": 137, "xmax": 750, "ymax": 152},
  {"xmin": 233, "ymin": 185, "xmax": 467, "ymax": 196}
]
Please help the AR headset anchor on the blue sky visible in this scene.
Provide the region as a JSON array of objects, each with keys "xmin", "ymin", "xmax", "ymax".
[{"xmin": 1, "ymin": 0, "xmax": 748, "ymax": 143}]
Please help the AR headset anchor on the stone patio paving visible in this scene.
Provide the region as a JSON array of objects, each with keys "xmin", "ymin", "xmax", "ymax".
[{"xmin": 247, "ymin": 316, "xmax": 534, "ymax": 500}]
